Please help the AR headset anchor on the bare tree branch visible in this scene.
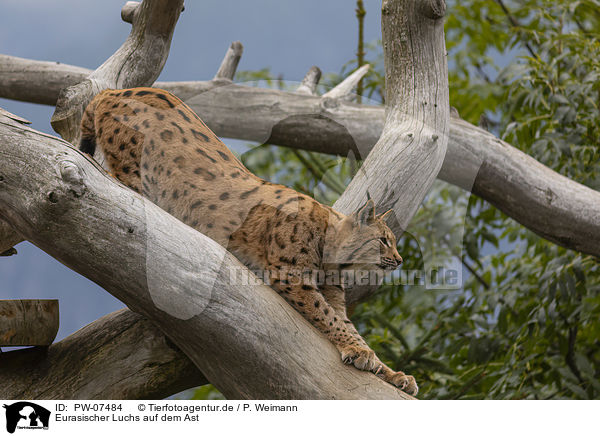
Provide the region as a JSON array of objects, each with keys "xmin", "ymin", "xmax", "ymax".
[
  {"xmin": 2, "ymin": 55, "xmax": 597, "ymax": 257},
  {"xmin": 332, "ymin": 0, "xmax": 449, "ymax": 303},
  {"xmin": 295, "ymin": 66, "xmax": 322, "ymax": 96},
  {"xmin": 213, "ymin": 41, "xmax": 243, "ymax": 81},
  {"xmin": 0, "ymin": 55, "xmax": 90, "ymax": 105},
  {"xmin": 0, "ymin": 309, "xmax": 207, "ymax": 400},
  {"xmin": 322, "ymin": 64, "xmax": 370, "ymax": 101},
  {"xmin": 334, "ymin": 0, "xmax": 448, "ymax": 224}
]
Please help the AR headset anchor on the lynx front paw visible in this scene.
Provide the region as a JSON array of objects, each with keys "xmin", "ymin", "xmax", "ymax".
[
  {"xmin": 381, "ymin": 371, "xmax": 418, "ymax": 396},
  {"xmin": 339, "ymin": 344, "xmax": 379, "ymax": 372}
]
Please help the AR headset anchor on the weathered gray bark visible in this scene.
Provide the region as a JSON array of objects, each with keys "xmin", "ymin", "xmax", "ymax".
[
  {"xmin": 0, "ymin": 110, "xmax": 30, "ymax": 254},
  {"xmin": 0, "ymin": 112, "xmax": 412, "ymax": 400},
  {"xmin": 0, "ymin": 309, "xmax": 207, "ymax": 400},
  {"xmin": 213, "ymin": 41, "xmax": 244, "ymax": 81},
  {"xmin": 446, "ymin": 118, "xmax": 600, "ymax": 252},
  {"xmin": 334, "ymin": 0, "xmax": 449, "ymax": 225},
  {"xmin": 0, "ymin": 55, "xmax": 90, "ymax": 105},
  {"xmin": 2, "ymin": 55, "xmax": 597, "ymax": 257},
  {"xmin": 333, "ymin": 0, "xmax": 449, "ymax": 305},
  {"xmin": 0, "ymin": 300, "xmax": 58, "ymax": 346},
  {"xmin": 50, "ymin": 0, "xmax": 184, "ymax": 143},
  {"xmin": 322, "ymin": 64, "xmax": 370, "ymax": 100}
]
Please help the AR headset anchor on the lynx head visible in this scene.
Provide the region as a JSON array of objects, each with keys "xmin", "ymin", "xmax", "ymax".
[{"xmin": 324, "ymin": 199, "xmax": 402, "ymax": 271}]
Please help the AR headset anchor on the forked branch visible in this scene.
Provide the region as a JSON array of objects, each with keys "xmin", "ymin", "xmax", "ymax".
[{"xmin": 50, "ymin": 0, "xmax": 184, "ymax": 143}]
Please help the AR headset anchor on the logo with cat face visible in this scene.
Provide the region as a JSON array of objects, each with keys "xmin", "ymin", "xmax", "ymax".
[{"xmin": 3, "ymin": 402, "xmax": 50, "ymax": 434}]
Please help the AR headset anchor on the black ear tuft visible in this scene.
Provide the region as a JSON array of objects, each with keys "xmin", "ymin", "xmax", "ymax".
[{"xmin": 354, "ymin": 199, "xmax": 376, "ymax": 225}]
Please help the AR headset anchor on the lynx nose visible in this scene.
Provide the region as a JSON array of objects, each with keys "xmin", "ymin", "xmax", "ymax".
[{"xmin": 395, "ymin": 254, "xmax": 403, "ymax": 266}]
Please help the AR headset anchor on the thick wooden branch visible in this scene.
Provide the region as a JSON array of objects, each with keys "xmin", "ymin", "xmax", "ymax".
[
  {"xmin": 0, "ymin": 55, "xmax": 90, "ymax": 106},
  {"xmin": 445, "ymin": 118, "xmax": 600, "ymax": 252},
  {"xmin": 0, "ymin": 308, "xmax": 207, "ymax": 400},
  {"xmin": 333, "ymin": 0, "xmax": 449, "ymax": 304},
  {"xmin": 0, "ymin": 114, "xmax": 412, "ymax": 400},
  {"xmin": 0, "ymin": 54, "xmax": 599, "ymax": 257},
  {"xmin": 50, "ymin": 0, "xmax": 184, "ymax": 143},
  {"xmin": 335, "ymin": 0, "xmax": 449, "ymax": 227}
]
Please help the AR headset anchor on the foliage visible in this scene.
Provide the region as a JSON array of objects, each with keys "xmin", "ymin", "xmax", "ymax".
[{"xmin": 191, "ymin": 0, "xmax": 600, "ymax": 399}]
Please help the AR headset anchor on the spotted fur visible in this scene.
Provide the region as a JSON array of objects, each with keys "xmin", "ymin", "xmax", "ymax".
[{"xmin": 80, "ymin": 87, "xmax": 417, "ymax": 395}]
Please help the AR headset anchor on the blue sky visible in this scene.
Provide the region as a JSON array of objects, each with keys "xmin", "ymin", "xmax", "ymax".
[{"xmin": 0, "ymin": 1, "xmax": 384, "ymax": 342}]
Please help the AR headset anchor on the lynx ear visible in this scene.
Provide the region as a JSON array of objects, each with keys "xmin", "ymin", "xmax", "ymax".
[
  {"xmin": 377, "ymin": 209, "xmax": 393, "ymax": 221},
  {"xmin": 354, "ymin": 199, "xmax": 376, "ymax": 225}
]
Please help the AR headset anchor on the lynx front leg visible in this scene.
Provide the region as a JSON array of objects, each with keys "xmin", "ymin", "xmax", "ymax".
[
  {"xmin": 321, "ymin": 284, "xmax": 418, "ymax": 395},
  {"xmin": 321, "ymin": 285, "xmax": 375, "ymax": 347},
  {"xmin": 269, "ymin": 269, "xmax": 379, "ymax": 372},
  {"xmin": 268, "ymin": 267, "xmax": 418, "ymax": 394}
]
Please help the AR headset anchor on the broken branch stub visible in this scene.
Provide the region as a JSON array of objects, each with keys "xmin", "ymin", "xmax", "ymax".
[
  {"xmin": 213, "ymin": 41, "xmax": 244, "ymax": 81},
  {"xmin": 322, "ymin": 64, "xmax": 370, "ymax": 101},
  {"xmin": 296, "ymin": 66, "xmax": 322, "ymax": 96}
]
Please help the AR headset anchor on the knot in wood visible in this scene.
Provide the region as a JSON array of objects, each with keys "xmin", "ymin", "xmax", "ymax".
[
  {"xmin": 58, "ymin": 157, "xmax": 86, "ymax": 197},
  {"xmin": 381, "ymin": 0, "xmax": 391, "ymax": 15},
  {"xmin": 320, "ymin": 97, "xmax": 339, "ymax": 110},
  {"xmin": 421, "ymin": 0, "xmax": 446, "ymax": 19},
  {"xmin": 121, "ymin": 1, "xmax": 140, "ymax": 24}
]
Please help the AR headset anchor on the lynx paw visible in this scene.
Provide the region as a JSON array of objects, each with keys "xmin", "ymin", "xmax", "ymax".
[
  {"xmin": 380, "ymin": 371, "xmax": 418, "ymax": 396},
  {"xmin": 339, "ymin": 344, "xmax": 379, "ymax": 372}
]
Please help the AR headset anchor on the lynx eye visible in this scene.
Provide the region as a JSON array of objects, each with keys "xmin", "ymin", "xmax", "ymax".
[{"xmin": 379, "ymin": 237, "xmax": 391, "ymax": 247}]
